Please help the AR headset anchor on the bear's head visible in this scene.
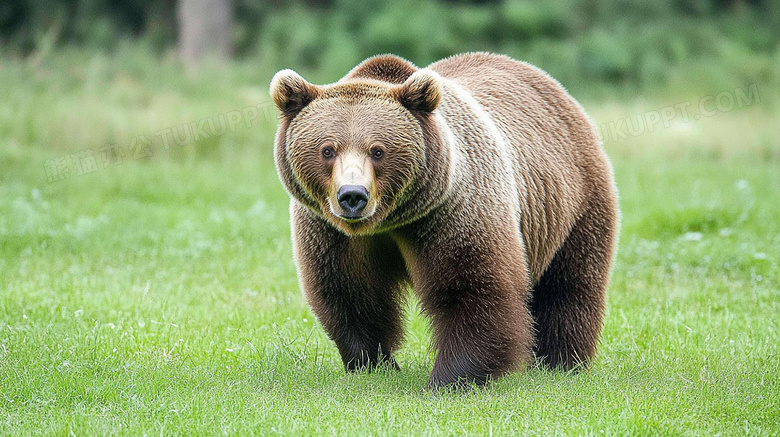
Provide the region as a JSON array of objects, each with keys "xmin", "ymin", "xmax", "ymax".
[{"xmin": 271, "ymin": 56, "xmax": 450, "ymax": 235}]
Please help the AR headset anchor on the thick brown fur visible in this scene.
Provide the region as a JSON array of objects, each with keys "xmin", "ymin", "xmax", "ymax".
[{"xmin": 271, "ymin": 53, "xmax": 619, "ymax": 388}]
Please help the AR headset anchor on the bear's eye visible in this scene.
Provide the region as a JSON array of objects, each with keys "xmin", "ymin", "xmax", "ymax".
[
  {"xmin": 372, "ymin": 148, "xmax": 384, "ymax": 159},
  {"xmin": 321, "ymin": 147, "xmax": 335, "ymax": 159}
]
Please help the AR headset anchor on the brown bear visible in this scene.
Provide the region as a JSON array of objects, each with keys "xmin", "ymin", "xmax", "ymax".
[{"xmin": 270, "ymin": 53, "xmax": 619, "ymax": 388}]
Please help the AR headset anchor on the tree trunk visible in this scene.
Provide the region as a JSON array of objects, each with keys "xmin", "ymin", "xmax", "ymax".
[{"xmin": 177, "ymin": 0, "xmax": 233, "ymax": 69}]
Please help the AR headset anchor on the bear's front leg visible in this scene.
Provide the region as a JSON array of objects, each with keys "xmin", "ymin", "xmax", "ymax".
[
  {"xmin": 291, "ymin": 203, "xmax": 409, "ymax": 372},
  {"xmin": 397, "ymin": 209, "xmax": 534, "ymax": 388}
]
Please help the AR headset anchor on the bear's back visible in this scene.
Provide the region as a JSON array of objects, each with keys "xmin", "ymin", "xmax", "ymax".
[
  {"xmin": 341, "ymin": 55, "xmax": 417, "ymax": 84},
  {"xmin": 430, "ymin": 53, "xmax": 614, "ymax": 283},
  {"xmin": 429, "ymin": 52, "xmax": 602, "ymax": 178}
]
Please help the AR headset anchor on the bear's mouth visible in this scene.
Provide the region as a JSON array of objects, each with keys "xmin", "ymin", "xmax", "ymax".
[
  {"xmin": 335, "ymin": 213, "xmax": 369, "ymax": 223},
  {"xmin": 327, "ymin": 197, "xmax": 378, "ymax": 224}
]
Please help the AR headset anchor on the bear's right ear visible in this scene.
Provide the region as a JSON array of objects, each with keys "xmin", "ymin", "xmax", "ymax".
[{"xmin": 270, "ymin": 69, "xmax": 319, "ymax": 118}]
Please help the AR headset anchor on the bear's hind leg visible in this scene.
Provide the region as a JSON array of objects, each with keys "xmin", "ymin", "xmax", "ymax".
[{"xmin": 530, "ymin": 199, "xmax": 617, "ymax": 370}]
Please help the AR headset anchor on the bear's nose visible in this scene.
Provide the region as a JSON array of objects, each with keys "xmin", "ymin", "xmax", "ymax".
[{"xmin": 337, "ymin": 185, "xmax": 369, "ymax": 217}]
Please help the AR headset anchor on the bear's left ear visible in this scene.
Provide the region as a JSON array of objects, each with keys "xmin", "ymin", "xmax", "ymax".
[
  {"xmin": 392, "ymin": 69, "xmax": 442, "ymax": 113},
  {"xmin": 270, "ymin": 69, "xmax": 320, "ymax": 118}
]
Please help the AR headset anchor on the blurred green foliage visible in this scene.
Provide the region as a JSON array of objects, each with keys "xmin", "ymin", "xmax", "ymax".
[{"xmin": 1, "ymin": 0, "xmax": 779, "ymax": 95}]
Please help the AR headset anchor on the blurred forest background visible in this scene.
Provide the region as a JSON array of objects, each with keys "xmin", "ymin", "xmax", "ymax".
[{"xmin": 2, "ymin": 0, "xmax": 779, "ymax": 97}]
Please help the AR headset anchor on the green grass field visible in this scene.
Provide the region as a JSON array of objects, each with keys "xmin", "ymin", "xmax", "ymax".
[{"xmin": 1, "ymin": 50, "xmax": 778, "ymax": 435}]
